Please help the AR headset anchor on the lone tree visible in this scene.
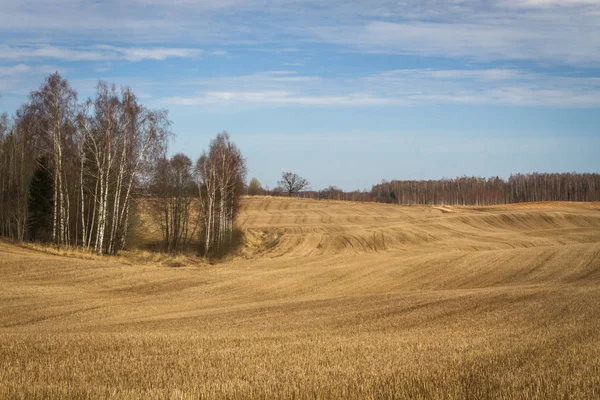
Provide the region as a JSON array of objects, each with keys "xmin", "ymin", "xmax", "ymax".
[
  {"xmin": 247, "ymin": 177, "xmax": 263, "ymax": 196},
  {"xmin": 278, "ymin": 172, "xmax": 309, "ymax": 196}
]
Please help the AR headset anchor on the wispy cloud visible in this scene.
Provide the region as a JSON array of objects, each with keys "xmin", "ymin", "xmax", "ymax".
[
  {"xmin": 0, "ymin": 64, "xmax": 32, "ymax": 75},
  {"xmin": 1, "ymin": 1, "xmax": 599, "ymax": 114},
  {"xmin": 0, "ymin": 63, "xmax": 69, "ymax": 97},
  {"xmin": 500, "ymin": 0, "xmax": 600, "ymax": 8},
  {"xmin": 164, "ymin": 91, "xmax": 403, "ymax": 107},
  {"xmin": 0, "ymin": 45, "xmax": 204, "ymax": 62},
  {"xmin": 307, "ymin": 18, "xmax": 600, "ymax": 65},
  {"xmin": 159, "ymin": 69, "xmax": 600, "ymax": 109},
  {"xmin": 2, "ymin": 1, "xmax": 599, "ymax": 66}
]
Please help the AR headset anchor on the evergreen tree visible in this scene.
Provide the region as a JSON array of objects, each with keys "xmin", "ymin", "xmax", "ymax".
[{"xmin": 28, "ymin": 158, "xmax": 54, "ymax": 242}]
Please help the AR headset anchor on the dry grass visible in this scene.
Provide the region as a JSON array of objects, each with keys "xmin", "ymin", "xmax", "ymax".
[
  {"xmin": 18, "ymin": 242, "xmax": 202, "ymax": 269},
  {"xmin": 1, "ymin": 197, "xmax": 599, "ymax": 399}
]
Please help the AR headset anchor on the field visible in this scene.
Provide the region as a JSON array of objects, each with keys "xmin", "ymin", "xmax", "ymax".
[{"xmin": 1, "ymin": 197, "xmax": 600, "ymax": 399}]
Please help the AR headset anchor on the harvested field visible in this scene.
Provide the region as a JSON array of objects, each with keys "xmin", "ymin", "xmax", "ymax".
[{"xmin": 1, "ymin": 197, "xmax": 600, "ymax": 398}]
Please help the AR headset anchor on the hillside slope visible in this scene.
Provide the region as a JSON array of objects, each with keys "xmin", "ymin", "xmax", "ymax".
[{"xmin": 1, "ymin": 198, "xmax": 599, "ymax": 398}]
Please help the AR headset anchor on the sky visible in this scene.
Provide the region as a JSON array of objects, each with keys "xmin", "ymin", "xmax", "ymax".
[{"xmin": 0, "ymin": 0, "xmax": 599, "ymax": 191}]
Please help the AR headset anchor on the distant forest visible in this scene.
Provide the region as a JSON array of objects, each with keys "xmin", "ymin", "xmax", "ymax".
[{"xmin": 284, "ymin": 173, "xmax": 600, "ymax": 205}]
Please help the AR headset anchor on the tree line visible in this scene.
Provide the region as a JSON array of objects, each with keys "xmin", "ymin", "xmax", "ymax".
[
  {"xmin": 0, "ymin": 73, "xmax": 246, "ymax": 256},
  {"xmin": 248, "ymin": 173, "xmax": 600, "ymax": 205},
  {"xmin": 371, "ymin": 173, "xmax": 600, "ymax": 205}
]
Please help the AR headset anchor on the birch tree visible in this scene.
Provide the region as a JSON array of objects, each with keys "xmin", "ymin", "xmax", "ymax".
[
  {"xmin": 196, "ymin": 132, "xmax": 246, "ymax": 257},
  {"xmin": 1, "ymin": 74, "xmax": 171, "ymax": 252},
  {"xmin": 29, "ymin": 73, "xmax": 78, "ymax": 246},
  {"xmin": 78, "ymin": 82, "xmax": 170, "ymax": 254}
]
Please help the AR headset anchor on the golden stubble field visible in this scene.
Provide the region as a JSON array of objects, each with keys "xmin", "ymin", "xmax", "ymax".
[{"xmin": 1, "ymin": 197, "xmax": 600, "ymax": 399}]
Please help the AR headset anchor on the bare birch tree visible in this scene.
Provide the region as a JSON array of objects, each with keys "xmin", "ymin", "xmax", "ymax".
[
  {"xmin": 29, "ymin": 73, "xmax": 78, "ymax": 247},
  {"xmin": 77, "ymin": 82, "xmax": 170, "ymax": 254},
  {"xmin": 0, "ymin": 74, "xmax": 169, "ymax": 253},
  {"xmin": 196, "ymin": 132, "xmax": 246, "ymax": 257}
]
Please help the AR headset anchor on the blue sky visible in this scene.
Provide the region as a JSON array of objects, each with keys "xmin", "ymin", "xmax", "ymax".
[{"xmin": 0, "ymin": 0, "xmax": 599, "ymax": 191}]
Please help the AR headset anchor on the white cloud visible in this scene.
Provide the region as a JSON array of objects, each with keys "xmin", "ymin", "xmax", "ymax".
[
  {"xmin": 188, "ymin": 71, "xmax": 321, "ymax": 89},
  {"xmin": 500, "ymin": 0, "xmax": 600, "ymax": 8},
  {"xmin": 0, "ymin": 45, "xmax": 204, "ymax": 62},
  {"xmin": 308, "ymin": 18, "xmax": 600, "ymax": 65},
  {"xmin": 97, "ymin": 45, "xmax": 204, "ymax": 61},
  {"xmin": 1, "ymin": 1, "xmax": 599, "ymax": 65},
  {"xmin": 1, "ymin": 1, "xmax": 599, "ymax": 112},
  {"xmin": 163, "ymin": 91, "xmax": 404, "ymax": 107},
  {"xmin": 159, "ymin": 68, "xmax": 600, "ymax": 108},
  {"xmin": 374, "ymin": 69, "xmax": 532, "ymax": 82},
  {"xmin": 0, "ymin": 64, "xmax": 32, "ymax": 75},
  {"xmin": 0, "ymin": 64, "xmax": 69, "ymax": 98}
]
